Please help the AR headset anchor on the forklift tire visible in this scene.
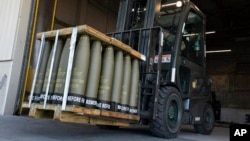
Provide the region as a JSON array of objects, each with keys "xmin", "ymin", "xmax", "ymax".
[
  {"xmin": 193, "ymin": 103, "xmax": 215, "ymax": 135},
  {"xmin": 149, "ymin": 86, "xmax": 183, "ymax": 138}
]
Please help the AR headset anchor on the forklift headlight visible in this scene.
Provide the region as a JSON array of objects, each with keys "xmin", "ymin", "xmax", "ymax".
[
  {"xmin": 162, "ymin": 1, "xmax": 183, "ymax": 8},
  {"xmin": 176, "ymin": 1, "xmax": 183, "ymax": 7}
]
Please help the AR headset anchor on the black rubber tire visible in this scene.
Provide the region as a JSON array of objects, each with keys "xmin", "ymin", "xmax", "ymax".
[
  {"xmin": 193, "ymin": 103, "xmax": 215, "ymax": 135},
  {"xmin": 149, "ymin": 86, "xmax": 183, "ymax": 138}
]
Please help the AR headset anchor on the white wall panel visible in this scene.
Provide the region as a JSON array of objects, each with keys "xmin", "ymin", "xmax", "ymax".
[
  {"xmin": 0, "ymin": 0, "xmax": 22, "ymax": 61},
  {"xmin": 0, "ymin": 62, "xmax": 12, "ymax": 114},
  {"xmin": 0, "ymin": 0, "xmax": 32, "ymax": 115}
]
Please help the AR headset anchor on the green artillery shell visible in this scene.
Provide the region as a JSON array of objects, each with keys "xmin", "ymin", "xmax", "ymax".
[
  {"xmin": 85, "ymin": 40, "xmax": 102, "ymax": 108},
  {"xmin": 120, "ymin": 54, "xmax": 131, "ymax": 113},
  {"xmin": 68, "ymin": 35, "xmax": 90, "ymax": 106},
  {"xmin": 33, "ymin": 41, "xmax": 51, "ymax": 103},
  {"xmin": 97, "ymin": 46, "xmax": 114, "ymax": 110},
  {"xmin": 40, "ymin": 39, "xmax": 63, "ymax": 103},
  {"xmin": 129, "ymin": 59, "xmax": 139, "ymax": 114},
  {"xmin": 51, "ymin": 38, "xmax": 70, "ymax": 104},
  {"xmin": 110, "ymin": 50, "xmax": 124, "ymax": 111}
]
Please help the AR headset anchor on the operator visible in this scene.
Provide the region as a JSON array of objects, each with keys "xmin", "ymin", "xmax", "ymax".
[{"xmin": 163, "ymin": 29, "xmax": 186, "ymax": 52}]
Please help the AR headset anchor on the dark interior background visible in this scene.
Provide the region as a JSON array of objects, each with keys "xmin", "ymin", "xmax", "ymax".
[{"xmin": 192, "ymin": 0, "xmax": 250, "ymax": 109}]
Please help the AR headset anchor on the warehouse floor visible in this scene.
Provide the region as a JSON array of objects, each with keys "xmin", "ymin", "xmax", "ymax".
[{"xmin": 0, "ymin": 115, "xmax": 229, "ymax": 141}]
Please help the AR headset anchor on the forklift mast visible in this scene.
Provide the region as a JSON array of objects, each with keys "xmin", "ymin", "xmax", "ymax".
[
  {"xmin": 112, "ymin": 0, "xmax": 164, "ymax": 117},
  {"xmin": 112, "ymin": 0, "xmax": 207, "ymax": 113},
  {"xmin": 115, "ymin": 0, "xmax": 161, "ymax": 31}
]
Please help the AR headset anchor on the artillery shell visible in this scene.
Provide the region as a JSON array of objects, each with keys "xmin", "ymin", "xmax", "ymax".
[
  {"xmin": 97, "ymin": 46, "xmax": 114, "ymax": 110},
  {"xmin": 85, "ymin": 40, "xmax": 102, "ymax": 108},
  {"xmin": 129, "ymin": 59, "xmax": 139, "ymax": 114},
  {"xmin": 120, "ymin": 54, "xmax": 131, "ymax": 113},
  {"xmin": 110, "ymin": 50, "xmax": 124, "ymax": 111},
  {"xmin": 40, "ymin": 39, "xmax": 63, "ymax": 103},
  {"xmin": 68, "ymin": 35, "xmax": 90, "ymax": 106},
  {"xmin": 51, "ymin": 38, "xmax": 70, "ymax": 104},
  {"xmin": 33, "ymin": 41, "xmax": 51, "ymax": 103}
]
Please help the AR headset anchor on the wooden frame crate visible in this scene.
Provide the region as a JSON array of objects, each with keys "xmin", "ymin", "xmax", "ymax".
[{"xmin": 24, "ymin": 24, "xmax": 142, "ymax": 127}]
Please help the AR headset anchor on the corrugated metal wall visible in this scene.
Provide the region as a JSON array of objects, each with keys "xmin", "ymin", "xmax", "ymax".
[
  {"xmin": 209, "ymin": 59, "xmax": 250, "ymax": 109},
  {"xmin": 207, "ymin": 40, "xmax": 250, "ymax": 110},
  {"xmin": 211, "ymin": 74, "xmax": 250, "ymax": 109}
]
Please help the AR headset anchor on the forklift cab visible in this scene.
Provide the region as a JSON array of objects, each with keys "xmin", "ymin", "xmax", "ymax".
[{"xmin": 155, "ymin": 0, "xmax": 207, "ymax": 95}]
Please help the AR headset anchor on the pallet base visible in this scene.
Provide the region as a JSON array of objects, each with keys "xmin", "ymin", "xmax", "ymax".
[{"xmin": 22, "ymin": 103, "xmax": 140, "ymax": 127}]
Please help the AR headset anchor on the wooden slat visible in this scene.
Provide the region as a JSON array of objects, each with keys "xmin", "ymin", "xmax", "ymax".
[
  {"xmin": 36, "ymin": 25, "xmax": 109, "ymax": 43},
  {"xmin": 53, "ymin": 106, "xmax": 89, "ymax": 124},
  {"xmin": 23, "ymin": 103, "xmax": 75, "ymax": 111},
  {"xmin": 110, "ymin": 38, "xmax": 146, "ymax": 61},
  {"xmin": 72, "ymin": 106, "xmax": 101, "ymax": 116},
  {"xmin": 29, "ymin": 104, "xmax": 54, "ymax": 119},
  {"xmin": 82, "ymin": 25, "xmax": 111, "ymax": 44},
  {"xmin": 109, "ymin": 38, "xmax": 131, "ymax": 52},
  {"xmin": 89, "ymin": 117, "xmax": 129, "ymax": 127},
  {"xmin": 101, "ymin": 110, "xmax": 140, "ymax": 121},
  {"xmin": 58, "ymin": 112, "xmax": 89, "ymax": 124},
  {"xmin": 71, "ymin": 106, "xmax": 140, "ymax": 121},
  {"xmin": 36, "ymin": 25, "xmax": 146, "ymax": 61},
  {"xmin": 22, "ymin": 102, "xmax": 29, "ymax": 108}
]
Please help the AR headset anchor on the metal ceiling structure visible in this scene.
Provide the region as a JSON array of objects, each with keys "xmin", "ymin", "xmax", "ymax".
[
  {"xmin": 93, "ymin": 0, "xmax": 250, "ymax": 54},
  {"xmin": 192, "ymin": 0, "xmax": 250, "ymax": 51}
]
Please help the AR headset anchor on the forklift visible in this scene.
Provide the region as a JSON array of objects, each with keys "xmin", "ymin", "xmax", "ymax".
[
  {"xmin": 22, "ymin": 0, "xmax": 214, "ymax": 139},
  {"xmin": 109, "ymin": 0, "xmax": 215, "ymax": 138}
]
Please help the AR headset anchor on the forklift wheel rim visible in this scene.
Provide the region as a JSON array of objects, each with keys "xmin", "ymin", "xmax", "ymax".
[{"xmin": 165, "ymin": 93, "xmax": 182, "ymax": 132}]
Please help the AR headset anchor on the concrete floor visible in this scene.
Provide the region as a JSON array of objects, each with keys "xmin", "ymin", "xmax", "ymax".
[{"xmin": 0, "ymin": 115, "xmax": 229, "ymax": 141}]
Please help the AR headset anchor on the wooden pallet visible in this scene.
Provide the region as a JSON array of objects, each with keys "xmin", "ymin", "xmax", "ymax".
[
  {"xmin": 36, "ymin": 25, "xmax": 146, "ymax": 61},
  {"xmin": 22, "ymin": 103, "xmax": 140, "ymax": 127}
]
